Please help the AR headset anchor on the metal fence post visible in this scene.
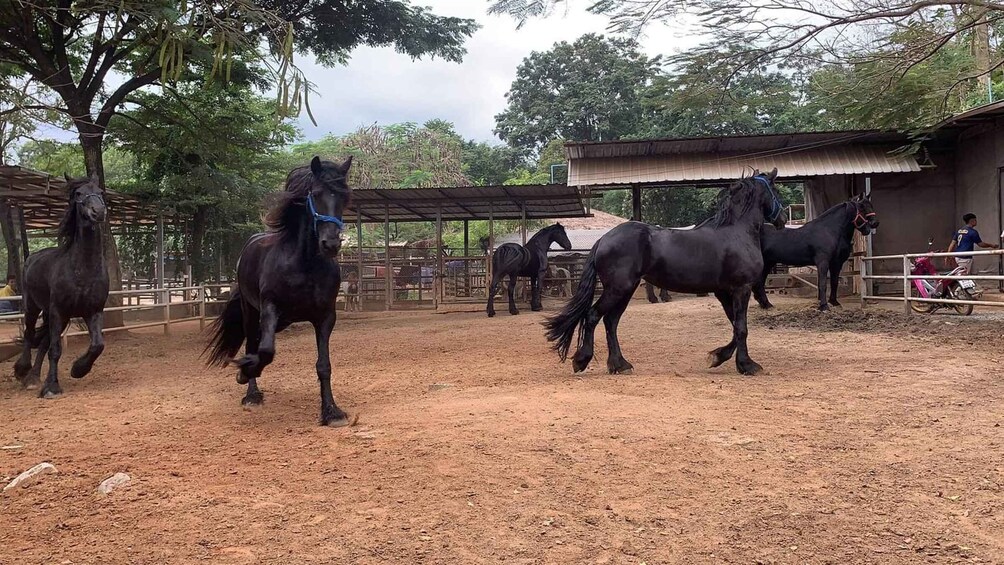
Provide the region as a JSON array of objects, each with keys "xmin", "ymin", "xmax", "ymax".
[
  {"xmin": 903, "ymin": 255, "xmax": 912, "ymax": 315},
  {"xmin": 199, "ymin": 285, "xmax": 206, "ymax": 331}
]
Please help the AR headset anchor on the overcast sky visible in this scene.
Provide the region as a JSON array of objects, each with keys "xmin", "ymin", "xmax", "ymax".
[{"xmin": 294, "ymin": 1, "xmax": 700, "ymax": 144}]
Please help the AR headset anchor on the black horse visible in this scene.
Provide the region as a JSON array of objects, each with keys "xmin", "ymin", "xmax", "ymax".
[
  {"xmin": 487, "ymin": 223, "xmax": 573, "ymax": 317},
  {"xmin": 545, "ymin": 169, "xmax": 785, "ymax": 376},
  {"xmin": 14, "ymin": 175, "xmax": 109, "ymax": 398},
  {"xmin": 753, "ymin": 194, "xmax": 878, "ymax": 311},
  {"xmin": 205, "ymin": 156, "xmax": 353, "ymax": 426}
]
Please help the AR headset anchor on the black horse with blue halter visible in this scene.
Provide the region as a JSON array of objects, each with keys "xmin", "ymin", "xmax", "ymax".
[{"xmin": 753, "ymin": 174, "xmax": 783, "ymax": 224}]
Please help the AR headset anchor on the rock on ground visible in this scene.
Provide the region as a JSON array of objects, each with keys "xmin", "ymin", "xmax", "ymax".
[{"xmin": 3, "ymin": 463, "xmax": 57, "ymax": 492}]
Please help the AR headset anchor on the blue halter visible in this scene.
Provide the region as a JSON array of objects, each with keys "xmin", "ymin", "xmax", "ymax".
[
  {"xmin": 753, "ymin": 175, "xmax": 783, "ymax": 222},
  {"xmin": 306, "ymin": 192, "xmax": 344, "ymax": 232}
]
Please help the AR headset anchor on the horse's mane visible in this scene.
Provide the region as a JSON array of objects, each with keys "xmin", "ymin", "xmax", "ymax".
[
  {"xmin": 264, "ymin": 163, "xmax": 350, "ymax": 236},
  {"xmin": 56, "ymin": 178, "xmax": 92, "ymax": 248},
  {"xmin": 709, "ymin": 176, "xmax": 764, "ymax": 228},
  {"xmin": 528, "ymin": 223, "xmax": 562, "ymax": 245},
  {"xmin": 815, "ymin": 200, "xmax": 853, "ymax": 219}
]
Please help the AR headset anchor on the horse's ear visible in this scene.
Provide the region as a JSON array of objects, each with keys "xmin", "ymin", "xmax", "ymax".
[
  {"xmin": 766, "ymin": 167, "xmax": 778, "ymax": 180},
  {"xmin": 310, "ymin": 156, "xmax": 323, "ymax": 176},
  {"xmin": 337, "ymin": 155, "xmax": 353, "ymax": 175}
]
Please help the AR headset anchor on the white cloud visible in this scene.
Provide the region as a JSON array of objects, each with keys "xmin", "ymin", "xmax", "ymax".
[{"xmin": 295, "ymin": 0, "xmax": 701, "ymax": 143}]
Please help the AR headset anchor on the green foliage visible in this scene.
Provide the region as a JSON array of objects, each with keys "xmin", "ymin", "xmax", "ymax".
[{"xmin": 494, "ymin": 34, "xmax": 660, "ymax": 153}]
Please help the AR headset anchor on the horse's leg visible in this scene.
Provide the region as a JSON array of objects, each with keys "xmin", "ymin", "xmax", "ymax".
[
  {"xmin": 645, "ymin": 282, "xmax": 659, "ymax": 303},
  {"xmin": 507, "ymin": 273, "xmax": 519, "ymax": 315},
  {"xmin": 659, "ymin": 287, "xmax": 671, "ymax": 302},
  {"xmin": 732, "ymin": 288, "xmax": 763, "ymax": 376},
  {"xmin": 14, "ymin": 302, "xmax": 40, "ymax": 382},
  {"xmin": 314, "ymin": 313, "xmax": 348, "ymax": 427},
  {"xmin": 531, "ymin": 271, "xmax": 544, "ymax": 311},
  {"xmin": 26, "ymin": 331, "xmax": 50, "ymax": 390},
  {"xmin": 40, "ymin": 311, "xmax": 69, "ymax": 398},
  {"xmin": 236, "ymin": 306, "xmax": 264, "ymax": 405},
  {"xmin": 486, "ymin": 272, "xmax": 502, "ymax": 317},
  {"xmin": 816, "ymin": 260, "xmax": 830, "ymax": 311},
  {"xmin": 70, "ymin": 312, "xmax": 104, "ymax": 379},
  {"xmin": 573, "ymin": 285, "xmax": 636, "ymax": 373},
  {"xmin": 828, "ymin": 260, "xmax": 842, "ymax": 307},
  {"xmin": 753, "ymin": 263, "xmax": 774, "ymax": 309},
  {"xmin": 603, "ymin": 293, "xmax": 635, "ymax": 374},
  {"xmin": 708, "ymin": 290, "xmax": 738, "ymax": 368}
]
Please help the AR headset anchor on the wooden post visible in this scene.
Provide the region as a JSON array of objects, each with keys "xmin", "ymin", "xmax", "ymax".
[
  {"xmin": 632, "ymin": 186, "xmax": 642, "ymax": 221},
  {"xmin": 903, "ymin": 255, "xmax": 912, "ymax": 315},
  {"xmin": 384, "ymin": 205, "xmax": 391, "ymax": 311},
  {"xmin": 521, "ymin": 203, "xmax": 527, "ymax": 245},
  {"xmin": 488, "ymin": 202, "xmax": 495, "ymax": 283},
  {"xmin": 864, "ymin": 177, "xmax": 874, "ymax": 299},
  {"xmin": 463, "ymin": 219, "xmax": 470, "ymax": 297},
  {"xmin": 199, "ymin": 285, "xmax": 206, "ymax": 330},
  {"xmin": 436, "ymin": 206, "xmax": 443, "ymax": 308},
  {"xmin": 157, "ymin": 212, "xmax": 169, "ymax": 334},
  {"xmin": 356, "ymin": 209, "xmax": 364, "ymax": 311}
]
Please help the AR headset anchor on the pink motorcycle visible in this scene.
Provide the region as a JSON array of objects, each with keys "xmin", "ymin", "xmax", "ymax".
[{"xmin": 909, "ymin": 239, "xmax": 979, "ymax": 315}]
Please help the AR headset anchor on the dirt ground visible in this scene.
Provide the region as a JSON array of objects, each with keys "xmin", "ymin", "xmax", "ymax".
[{"xmin": 1, "ymin": 296, "xmax": 1003, "ymax": 564}]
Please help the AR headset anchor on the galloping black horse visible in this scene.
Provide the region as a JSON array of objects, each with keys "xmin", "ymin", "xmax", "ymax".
[
  {"xmin": 15, "ymin": 175, "xmax": 109, "ymax": 397},
  {"xmin": 205, "ymin": 156, "xmax": 353, "ymax": 426},
  {"xmin": 487, "ymin": 223, "xmax": 572, "ymax": 317},
  {"xmin": 753, "ymin": 194, "xmax": 878, "ymax": 311},
  {"xmin": 545, "ymin": 169, "xmax": 785, "ymax": 376}
]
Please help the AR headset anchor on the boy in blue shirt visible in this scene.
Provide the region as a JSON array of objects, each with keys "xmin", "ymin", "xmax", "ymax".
[{"xmin": 946, "ymin": 213, "xmax": 999, "ymax": 274}]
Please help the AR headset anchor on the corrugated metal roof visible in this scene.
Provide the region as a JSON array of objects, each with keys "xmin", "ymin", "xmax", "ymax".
[
  {"xmin": 564, "ymin": 130, "xmax": 910, "ymax": 160},
  {"xmin": 0, "ymin": 165, "xmax": 158, "ymax": 232},
  {"xmin": 344, "ymin": 183, "xmax": 587, "ymax": 223},
  {"xmin": 568, "ymin": 145, "xmax": 920, "ymax": 187}
]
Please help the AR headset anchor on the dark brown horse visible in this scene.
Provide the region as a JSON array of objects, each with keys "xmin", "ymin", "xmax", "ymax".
[
  {"xmin": 14, "ymin": 175, "xmax": 109, "ymax": 397},
  {"xmin": 205, "ymin": 157, "xmax": 353, "ymax": 426}
]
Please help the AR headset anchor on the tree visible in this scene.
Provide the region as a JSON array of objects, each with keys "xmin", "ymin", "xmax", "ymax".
[
  {"xmin": 494, "ymin": 34, "xmax": 660, "ymax": 153},
  {"xmin": 0, "ymin": 0, "xmax": 477, "ymax": 322},
  {"xmin": 491, "ymin": 1, "xmax": 1004, "ymax": 130},
  {"xmin": 108, "ymin": 85, "xmax": 298, "ymax": 283}
]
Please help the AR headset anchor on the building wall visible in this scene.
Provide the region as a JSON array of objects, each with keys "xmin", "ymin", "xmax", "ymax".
[{"xmin": 955, "ymin": 121, "xmax": 1003, "ymax": 275}]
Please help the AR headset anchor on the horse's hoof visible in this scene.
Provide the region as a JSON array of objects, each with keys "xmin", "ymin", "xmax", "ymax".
[
  {"xmin": 707, "ymin": 348, "xmax": 733, "ymax": 368},
  {"xmin": 737, "ymin": 361, "xmax": 763, "ymax": 376},
  {"xmin": 70, "ymin": 362, "xmax": 91, "ymax": 379},
  {"xmin": 241, "ymin": 391, "xmax": 264, "ymax": 406},
  {"xmin": 608, "ymin": 362, "xmax": 634, "ymax": 375},
  {"xmin": 572, "ymin": 356, "xmax": 591, "ymax": 373},
  {"xmin": 758, "ymin": 302, "xmax": 774, "ymax": 310},
  {"xmin": 531, "ymin": 306, "xmax": 543, "ymax": 312},
  {"xmin": 509, "ymin": 310, "xmax": 520, "ymax": 316},
  {"xmin": 13, "ymin": 359, "xmax": 31, "ymax": 380},
  {"xmin": 320, "ymin": 406, "xmax": 349, "ymax": 427},
  {"xmin": 39, "ymin": 385, "xmax": 62, "ymax": 399},
  {"xmin": 487, "ymin": 311, "xmax": 495, "ymax": 318},
  {"xmin": 818, "ymin": 303, "xmax": 830, "ymax": 312},
  {"xmin": 829, "ymin": 301, "xmax": 842, "ymax": 308},
  {"xmin": 21, "ymin": 377, "xmax": 41, "ymax": 390},
  {"xmin": 236, "ymin": 371, "xmax": 250, "ymax": 385}
]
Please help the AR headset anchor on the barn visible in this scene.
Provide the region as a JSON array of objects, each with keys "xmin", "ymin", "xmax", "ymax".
[{"xmin": 564, "ymin": 102, "xmax": 1004, "ymax": 296}]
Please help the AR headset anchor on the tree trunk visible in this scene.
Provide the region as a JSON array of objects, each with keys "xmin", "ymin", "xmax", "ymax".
[
  {"xmin": 187, "ymin": 206, "xmax": 210, "ymax": 284},
  {"xmin": 0, "ymin": 200, "xmax": 25, "ymax": 283},
  {"xmin": 79, "ymin": 132, "xmax": 125, "ymax": 328},
  {"xmin": 967, "ymin": 7, "xmax": 992, "ymax": 98}
]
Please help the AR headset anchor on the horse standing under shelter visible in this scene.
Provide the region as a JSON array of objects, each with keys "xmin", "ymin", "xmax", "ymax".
[
  {"xmin": 15, "ymin": 175, "xmax": 109, "ymax": 398},
  {"xmin": 205, "ymin": 157, "xmax": 353, "ymax": 426},
  {"xmin": 486, "ymin": 223, "xmax": 572, "ymax": 317},
  {"xmin": 545, "ymin": 169, "xmax": 785, "ymax": 376},
  {"xmin": 753, "ymin": 195, "xmax": 878, "ymax": 311}
]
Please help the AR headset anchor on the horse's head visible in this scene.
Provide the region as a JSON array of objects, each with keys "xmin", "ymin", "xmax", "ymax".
[
  {"xmin": 851, "ymin": 193, "xmax": 879, "ymax": 235},
  {"xmin": 306, "ymin": 155, "xmax": 352, "ymax": 258},
  {"xmin": 550, "ymin": 223, "xmax": 573, "ymax": 251},
  {"xmin": 751, "ymin": 168, "xmax": 784, "ymax": 230},
  {"xmin": 65, "ymin": 173, "xmax": 106, "ymax": 225}
]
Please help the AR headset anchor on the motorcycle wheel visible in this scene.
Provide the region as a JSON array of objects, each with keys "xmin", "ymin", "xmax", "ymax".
[
  {"xmin": 950, "ymin": 286, "xmax": 975, "ymax": 316},
  {"xmin": 910, "ymin": 286, "xmax": 936, "ymax": 314}
]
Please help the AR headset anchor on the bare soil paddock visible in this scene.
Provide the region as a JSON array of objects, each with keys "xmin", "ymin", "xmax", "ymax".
[{"xmin": 1, "ymin": 296, "xmax": 1003, "ymax": 564}]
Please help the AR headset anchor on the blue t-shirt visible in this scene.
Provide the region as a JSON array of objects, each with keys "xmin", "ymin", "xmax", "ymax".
[{"xmin": 954, "ymin": 226, "xmax": 982, "ymax": 256}]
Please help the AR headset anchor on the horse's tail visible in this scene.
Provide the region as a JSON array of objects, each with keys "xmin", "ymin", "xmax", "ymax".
[
  {"xmin": 491, "ymin": 244, "xmax": 527, "ymax": 276},
  {"xmin": 203, "ymin": 290, "xmax": 245, "ymax": 367},
  {"xmin": 544, "ymin": 243, "xmax": 599, "ymax": 362}
]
